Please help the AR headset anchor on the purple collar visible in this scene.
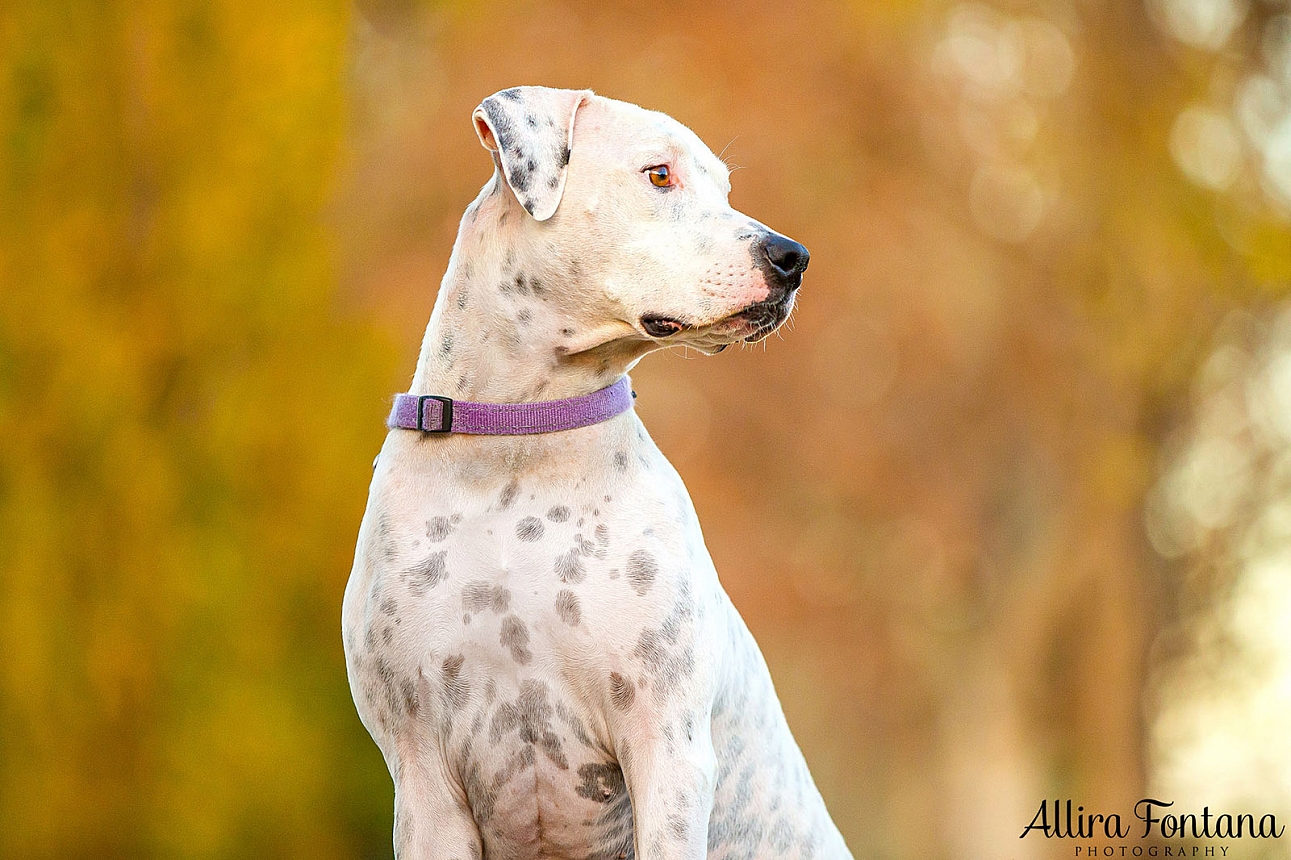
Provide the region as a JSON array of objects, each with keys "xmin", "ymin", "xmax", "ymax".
[{"xmin": 387, "ymin": 377, "xmax": 634, "ymax": 435}]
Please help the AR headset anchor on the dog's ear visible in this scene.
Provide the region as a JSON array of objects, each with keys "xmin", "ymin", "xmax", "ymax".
[{"xmin": 473, "ymin": 86, "xmax": 592, "ymax": 222}]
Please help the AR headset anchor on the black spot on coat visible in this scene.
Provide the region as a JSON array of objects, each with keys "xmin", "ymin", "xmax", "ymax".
[
  {"xmin": 442, "ymin": 654, "xmax": 470, "ymax": 709},
  {"xmin": 575, "ymin": 762, "xmax": 625, "ymax": 803},
  {"xmin": 500, "ymin": 614, "xmax": 532, "ymax": 665},
  {"xmin": 626, "ymin": 549, "xmax": 658, "ymax": 596},
  {"xmin": 609, "ymin": 672, "xmax": 635, "ymax": 710},
  {"xmin": 555, "ymin": 589, "xmax": 581, "ymax": 626},
  {"xmin": 462, "ymin": 581, "xmax": 510, "ymax": 614},
  {"xmin": 405, "ymin": 551, "xmax": 448, "ymax": 595},
  {"xmin": 516, "ymin": 517, "xmax": 544, "ymax": 542},
  {"xmin": 426, "ymin": 516, "xmax": 455, "ymax": 542},
  {"xmin": 497, "ymin": 480, "xmax": 520, "ymax": 510},
  {"xmin": 555, "ymin": 548, "xmax": 586, "ymax": 584},
  {"xmin": 489, "ymin": 680, "xmax": 567, "ymax": 769}
]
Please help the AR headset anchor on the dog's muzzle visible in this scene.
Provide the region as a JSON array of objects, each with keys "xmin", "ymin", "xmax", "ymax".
[{"xmin": 638, "ymin": 231, "xmax": 809, "ymax": 348}]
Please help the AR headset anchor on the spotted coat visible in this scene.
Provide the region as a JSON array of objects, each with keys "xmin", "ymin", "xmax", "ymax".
[{"xmin": 342, "ymin": 86, "xmax": 849, "ymax": 860}]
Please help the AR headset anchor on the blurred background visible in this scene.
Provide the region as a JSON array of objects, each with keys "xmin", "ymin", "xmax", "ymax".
[{"xmin": 3, "ymin": 0, "xmax": 1291, "ymax": 857}]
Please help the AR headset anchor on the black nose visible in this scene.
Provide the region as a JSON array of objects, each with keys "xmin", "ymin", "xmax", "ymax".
[{"xmin": 761, "ymin": 234, "xmax": 809, "ymax": 282}]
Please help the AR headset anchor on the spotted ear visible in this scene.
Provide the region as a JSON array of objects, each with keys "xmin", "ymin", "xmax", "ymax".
[{"xmin": 473, "ymin": 86, "xmax": 591, "ymax": 222}]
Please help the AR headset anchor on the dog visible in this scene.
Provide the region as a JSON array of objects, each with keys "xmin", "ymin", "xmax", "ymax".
[{"xmin": 343, "ymin": 86, "xmax": 852, "ymax": 860}]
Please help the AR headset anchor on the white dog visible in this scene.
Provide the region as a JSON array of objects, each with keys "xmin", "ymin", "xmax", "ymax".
[{"xmin": 343, "ymin": 86, "xmax": 852, "ymax": 860}]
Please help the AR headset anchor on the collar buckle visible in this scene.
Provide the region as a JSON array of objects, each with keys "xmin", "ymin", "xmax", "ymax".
[{"xmin": 416, "ymin": 395, "xmax": 454, "ymax": 433}]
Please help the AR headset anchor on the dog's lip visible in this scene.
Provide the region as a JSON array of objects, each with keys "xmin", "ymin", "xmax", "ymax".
[
  {"xmin": 639, "ymin": 315, "xmax": 689, "ymax": 338},
  {"xmin": 719, "ymin": 298, "xmax": 794, "ymax": 342},
  {"xmin": 637, "ymin": 298, "xmax": 793, "ymax": 351}
]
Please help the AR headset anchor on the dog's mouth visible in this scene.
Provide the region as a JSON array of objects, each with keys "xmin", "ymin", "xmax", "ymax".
[
  {"xmin": 727, "ymin": 297, "xmax": 794, "ymax": 343},
  {"xmin": 640, "ymin": 315, "xmax": 688, "ymax": 338},
  {"xmin": 638, "ymin": 296, "xmax": 794, "ymax": 353}
]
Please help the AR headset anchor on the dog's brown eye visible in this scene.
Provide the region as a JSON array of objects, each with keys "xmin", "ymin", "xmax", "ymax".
[{"xmin": 646, "ymin": 165, "xmax": 671, "ymax": 187}]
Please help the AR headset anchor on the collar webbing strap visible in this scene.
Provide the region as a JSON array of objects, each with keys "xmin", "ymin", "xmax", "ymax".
[{"xmin": 387, "ymin": 377, "xmax": 633, "ymax": 435}]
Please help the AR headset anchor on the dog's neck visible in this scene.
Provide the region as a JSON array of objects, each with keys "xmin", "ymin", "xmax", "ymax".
[{"xmin": 409, "ymin": 181, "xmax": 653, "ymax": 404}]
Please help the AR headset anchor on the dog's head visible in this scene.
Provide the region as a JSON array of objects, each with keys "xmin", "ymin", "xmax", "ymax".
[{"xmin": 471, "ymin": 86, "xmax": 808, "ymax": 356}]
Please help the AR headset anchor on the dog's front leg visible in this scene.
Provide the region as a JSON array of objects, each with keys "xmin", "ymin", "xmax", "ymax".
[
  {"xmin": 619, "ymin": 726, "xmax": 717, "ymax": 860},
  {"xmin": 390, "ymin": 747, "xmax": 482, "ymax": 860}
]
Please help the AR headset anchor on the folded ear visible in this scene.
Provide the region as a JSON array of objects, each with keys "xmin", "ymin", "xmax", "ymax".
[{"xmin": 473, "ymin": 86, "xmax": 592, "ymax": 222}]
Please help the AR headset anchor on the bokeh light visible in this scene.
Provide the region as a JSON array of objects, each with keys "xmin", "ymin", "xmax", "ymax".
[{"xmin": 1148, "ymin": 307, "xmax": 1291, "ymax": 825}]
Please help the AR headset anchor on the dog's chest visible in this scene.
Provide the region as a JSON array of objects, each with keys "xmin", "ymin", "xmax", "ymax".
[
  {"xmin": 342, "ymin": 437, "xmax": 717, "ymax": 855},
  {"xmin": 406, "ymin": 496, "xmax": 679, "ymax": 669},
  {"xmin": 343, "ymin": 431, "xmax": 711, "ymax": 740}
]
